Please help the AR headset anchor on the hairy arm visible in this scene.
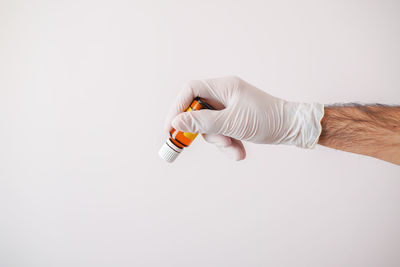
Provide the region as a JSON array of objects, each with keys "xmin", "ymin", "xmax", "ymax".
[{"xmin": 318, "ymin": 104, "xmax": 400, "ymax": 165}]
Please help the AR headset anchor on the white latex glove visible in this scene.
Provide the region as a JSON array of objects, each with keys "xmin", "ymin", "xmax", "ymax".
[{"xmin": 164, "ymin": 76, "xmax": 324, "ymax": 161}]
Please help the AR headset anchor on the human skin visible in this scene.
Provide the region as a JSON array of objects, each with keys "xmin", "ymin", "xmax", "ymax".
[{"xmin": 318, "ymin": 104, "xmax": 400, "ymax": 165}]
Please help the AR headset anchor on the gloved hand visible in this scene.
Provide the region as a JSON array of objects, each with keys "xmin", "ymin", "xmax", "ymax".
[{"xmin": 164, "ymin": 76, "xmax": 324, "ymax": 161}]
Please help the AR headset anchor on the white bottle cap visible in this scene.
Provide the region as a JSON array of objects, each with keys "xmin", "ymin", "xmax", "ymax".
[{"xmin": 159, "ymin": 139, "xmax": 183, "ymax": 163}]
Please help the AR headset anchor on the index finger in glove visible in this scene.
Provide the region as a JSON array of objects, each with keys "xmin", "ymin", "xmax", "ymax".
[{"xmin": 163, "ymin": 78, "xmax": 229, "ymax": 132}]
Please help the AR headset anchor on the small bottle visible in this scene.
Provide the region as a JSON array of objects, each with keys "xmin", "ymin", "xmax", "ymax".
[{"xmin": 159, "ymin": 97, "xmax": 213, "ymax": 163}]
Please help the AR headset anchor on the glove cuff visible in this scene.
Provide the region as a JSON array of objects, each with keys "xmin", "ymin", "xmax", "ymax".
[{"xmin": 295, "ymin": 102, "xmax": 325, "ymax": 149}]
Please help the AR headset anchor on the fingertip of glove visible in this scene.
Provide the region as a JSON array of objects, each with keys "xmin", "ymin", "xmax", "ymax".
[
  {"xmin": 218, "ymin": 144, "xmax": 246, "ymax": 161},
  {"xmin": 163, "ymin": 121, "xmax": 172, "ymax": 132},
  {"xmin": 231, "ymin": 152, "xmax": 246, "ymax": 161},
  {"xmin": 171, "ymin": 118, "xmax": 180, "ymax": 130},
  {"xmin": 235, "ymin": 151, "xmax": 246, "ymax": 161},
  {"xmin": 171, "ymin": 113, "xmax": 187, "ymax": 131}
]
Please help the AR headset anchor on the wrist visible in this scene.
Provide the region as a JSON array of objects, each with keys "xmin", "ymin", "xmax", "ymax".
[{"xmin": 280, "ymin": 102, "xmax": 324, "ymax": 148}]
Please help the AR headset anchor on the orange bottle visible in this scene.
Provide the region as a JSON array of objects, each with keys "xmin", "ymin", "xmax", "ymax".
[{"xmin": 159, "ymin": 97, "xmax": 213, "ymax": 163}]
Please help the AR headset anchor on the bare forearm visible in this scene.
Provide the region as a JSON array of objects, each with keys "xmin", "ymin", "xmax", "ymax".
[{"xmin": 318, "ymin": 104, "xmax": 400, "ymax": 165}]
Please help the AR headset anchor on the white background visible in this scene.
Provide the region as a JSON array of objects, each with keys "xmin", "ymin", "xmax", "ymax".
[{"xmin": 1, "ymin": 0, "xmax": 399, "ymax": 266}]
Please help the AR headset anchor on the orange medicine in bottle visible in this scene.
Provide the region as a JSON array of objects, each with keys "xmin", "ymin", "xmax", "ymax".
[{"xmin": 159, "ymin": 97, "xmax": 213, "ymax": 163}]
